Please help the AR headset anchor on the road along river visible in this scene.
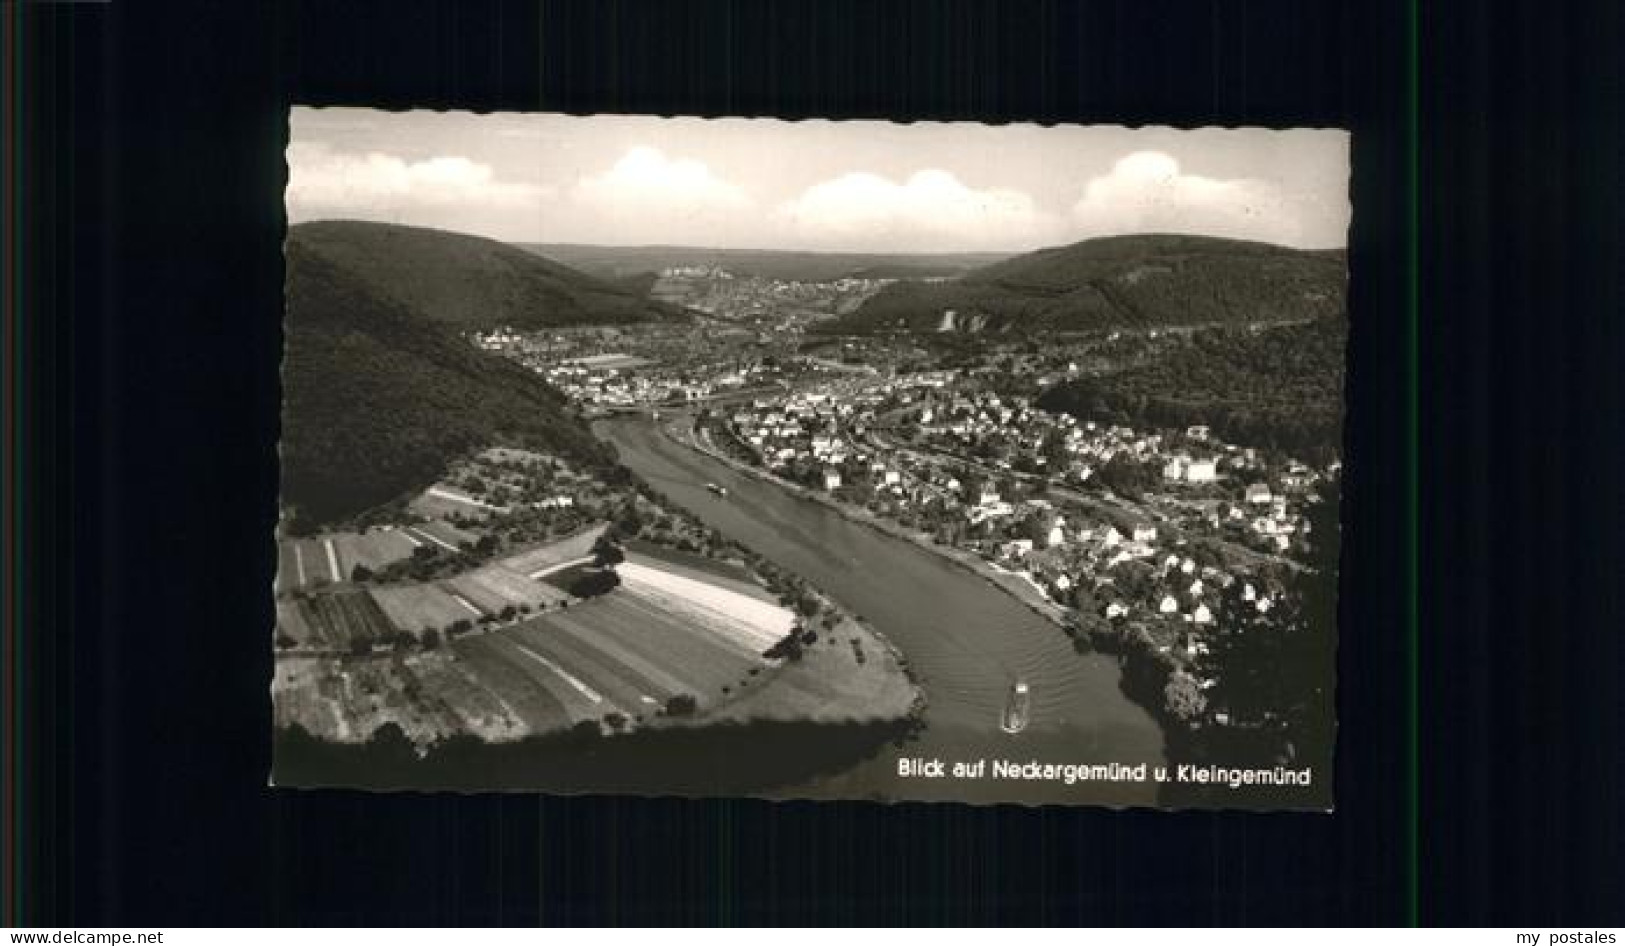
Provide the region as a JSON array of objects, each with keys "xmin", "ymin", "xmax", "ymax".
[{"xmin": 599, "ymin": 415, "xmax": 1166, "ymax": 806}]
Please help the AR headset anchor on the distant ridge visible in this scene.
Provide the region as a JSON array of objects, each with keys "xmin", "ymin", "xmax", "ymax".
[
  {"xmin": 518, "ymin": 243, "xmax": 1011, "ymax": 282},
  {"xmin": 288, "ymin": 221, "xmax": 689, "ymax": 329},
  {"xmin": 818, "ymin": 234, "xmax": 1347, "ymax": 334}
]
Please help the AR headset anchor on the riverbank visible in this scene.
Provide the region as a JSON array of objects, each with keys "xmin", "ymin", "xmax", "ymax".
[{"xmin": 665, "ymin": 421, "xmax": 1086, "ymax": 638}]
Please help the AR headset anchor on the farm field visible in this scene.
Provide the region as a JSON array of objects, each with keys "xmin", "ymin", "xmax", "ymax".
[
  {"xmin": 273, "ymin": 536, "xmax": 919, "ymax": 747},
  {"xmin": 408, "ymin": 488, "xmax": 497, "ymax": 522},
  {"xmin": 276, "ymin": 582, "xmax": 784, "ymax": 744},
  {"xmin": 622, "ymin": 544, "xmax": 773, "ymax": 603},
  {"xmin": 450, "ymin": 632, "xmax": 594, "ymax": 731},
  {"xmin": 473, "ymin": 595, "xmax": 771, "ymax": 721},
  {"xmin": 332, "ymin": 529, "xmax": 419, "ymax": 573},
  {"xmin": 368, "ymin": 583, "xmax": 478, "ymax": 637},
  {"xmin": 409, "ymin": 523, "xmax": 477, "ymax": 552},
  {"xmin": 447, "ymin": 564, "xmax": 570, "ymax": 613},
  {"xmin": 275, "ymin": 537, "xmax": 340, "ymax": 592},
  {"xmin": 276, "ymin": 588, "xmax": 915, "ymax": 745},
  {"xmin": 403, "ymin": 519, "xmax": 480, "ymax": 551},
  {"xmin": 275, "ymin": 600, "xmax": 314, "ymax": 647},
  {"xmin": 275, "ymin": 542, "xmax": 302, "ymax": 594},
  {"xmin": 277, "ymin": 527, "xmax": 437, "ymax": 592},
  {"xmin": 616, "ymin": 560, "xmax": 794, "ymax": 653},
  {"xmin": 716, "ymin": 615, "xmax": 920, "ymax": 725},
  {"xmin": 499, "ymin": 523, "xmax": 608, "ymax": 576},
  {"xmin": 281, "ymin": 589, "xmax": 397, "ymax": 651}
]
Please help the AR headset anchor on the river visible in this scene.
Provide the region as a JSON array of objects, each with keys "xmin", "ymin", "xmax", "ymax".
[{"xmin": 599, "ymin": 415, "xmax": 1166, "ymax": 806}]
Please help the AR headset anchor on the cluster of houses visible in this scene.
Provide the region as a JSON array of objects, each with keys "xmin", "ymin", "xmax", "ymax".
[
  {"xmin": 473, "ymin": 324, "xmax": 788, "ymax": 411},
  {"xmin": 540, "ymin": 360, "xmax": 717, "ymax": 408},
  {"xmin": 727, "ymin": 377, "xmax": 1321, "ymax": 557},
  {"xmin": 720, "ymin": 374, "xmax": 1325, "ymax": 664},
  {"xmin": 992, "ymin": 506, "xmax": 1281, "ymax": 655},
  {"xmin": 906, "ymin": 391, "xmax": 1320, "ymax": 553},
  {"xmin": 652, "ymin": 268, "xmax": 893, "ymax": 320},
  {"xmin": 730, "ymin": 385, "xmax": 879, "ymax": 470}
]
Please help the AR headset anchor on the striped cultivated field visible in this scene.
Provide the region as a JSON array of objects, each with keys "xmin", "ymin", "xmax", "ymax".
[
  {"xmin": 332, "ymin": 530, "xmax": 418, "ymax": 573},
  {"xmin": 408, "ymin": 488, "xmax": 498, "ymax": 523},
  {"xmin": 280, "ymin": 589, "xmax": 396, "ymax": 650},
  {"xmin": 269, "ymin": 543, "xmax": 907, "ymax": 745},
  {"xmin": 399, "ymin": 519, "xmax": 479, "ymax": 553},
  {"xmin": 276, "ymin": 529, "xmax": 420, "ymax": 592},
  {"xmin": 368, "ymin": 584, "xmax": 478, "ymax": 637},
  {"xmin": 622, "ymin": 547, "xmax": 773, "ymax": 603},
  {"xmin": 448, "ymin": 592, "xmax": 774, "ymax": 733},
  {"xmin": 498, "ymin": 524, "xmax": 608, "ymax": 577},
  {"xmin": 275, "ymin": 538, "xmax": 340, "ymax": 592},
  {"xmin": 447, "ymin": 564, "xmax": 570, "ymax": 613},
  {"xmin": 615, "ymin": 560, "xmax": 795, "ymax": 654}
]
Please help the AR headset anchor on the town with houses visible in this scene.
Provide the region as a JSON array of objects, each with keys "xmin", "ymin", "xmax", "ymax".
[{"xmin": 472, "ymin": 288, "xmax": 1336, "ymax": 707}]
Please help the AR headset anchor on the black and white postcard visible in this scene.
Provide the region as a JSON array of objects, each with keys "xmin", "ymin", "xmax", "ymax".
[{"xmin": 273, "ymin": 110, "xmax": 1346, "ymax": 809}]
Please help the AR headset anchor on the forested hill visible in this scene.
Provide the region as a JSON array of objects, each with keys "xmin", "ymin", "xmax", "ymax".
[
  {"xmin": 819, "ymin": 234, "xmax": 1346, "ymax": 334},
  {"xmin": 287, "ymin": 221, "xmax": 689, "ymax": 330},
  {"xmin": 1036, "ymin": 317, "xmax": 1348, "ymax": 459},
  {"xmin": 281, "ymin": 242, "xmax": 618, "ymax": 530}
]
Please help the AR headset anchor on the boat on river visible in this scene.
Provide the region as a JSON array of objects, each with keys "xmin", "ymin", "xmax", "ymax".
[
  {"xmin": 1000, "ymin": 679, "xmax": 1032, "ymax": 734},
  {"xmin": 705, "ymin": 482, "xmax": 729, "ymax": 497}
]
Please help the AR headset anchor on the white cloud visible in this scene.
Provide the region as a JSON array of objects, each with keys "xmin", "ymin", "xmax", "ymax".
[
  {"xmin": 1071, "ymin": 151, "xmax": 1330, "ymax": 246},
  {"xmin": 570, "ymin": 146, "xmax": 754, "ymax": 235},
  {"xmin": 285, "ymin": 141, "xmax": 549, "ymax": 218},
  {"xmin": 773, "ymin": 169, "xmax": 1064, "ymax": 252}
]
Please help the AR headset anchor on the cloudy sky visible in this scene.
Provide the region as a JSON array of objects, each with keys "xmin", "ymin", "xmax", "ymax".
[{"xmin": 287, "ymin": 108, "xmax": 1349, "ymax": 253}]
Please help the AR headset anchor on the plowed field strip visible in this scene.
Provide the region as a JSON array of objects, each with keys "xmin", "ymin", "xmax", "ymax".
[
  {"xmin": 544, "ymin": 612, "xmax": 696, "ymax": 701},
  {"xmin": 407, "ymin": 527, "xmax": 458, "ymax": 552},
  {"xmin": 504, "ymin": 622, "xmax": 659, "ymax": 713},
  {"xmin": 478, "ymin": 632, "xmax": 619, "ymax": 719},
  {"xmin": 276, "ymin": 544, "xmax": 298, "ymax": 594},
  {"xmin": 275, "ymin": 600, "xmax": 314, "ymax": 646},
  {"xmin": 613, "ymin": 585, "xmax": 777, "ymax": 660},
  {"xmin": 323, "ymin": 539, "xmax": 342, "ymax": 582},
  {"xmin": 527, "ymin": 556, "xmax": 592, "ymax": 580},
  {"xmin": 445, "ymin": 590, "xmax": 485, "ymax": 616},
  {"xmin": 617, "ymin": 561, "xmax": 792, "ymax": 649},
  {"xmin": 585, "ymin": 596, "xmax": 758, "ymax": 695},
  {"xmin": 452, "ymin": 636, "xmax": 586, "ymax": 729},
  {"xmin": 440, "ymin": 658, "xmax": 526, "ymax": 733}
]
